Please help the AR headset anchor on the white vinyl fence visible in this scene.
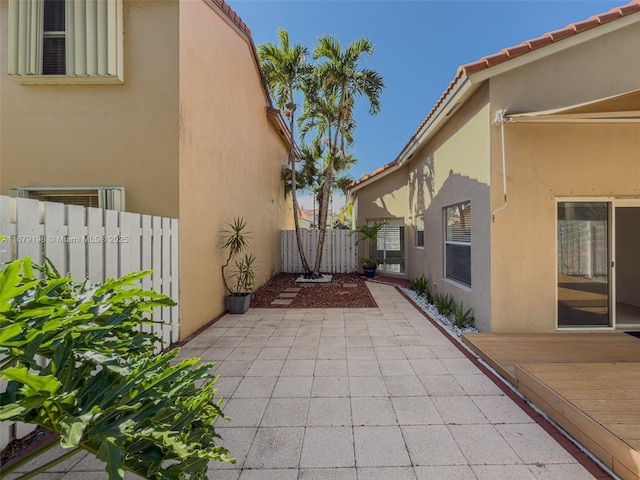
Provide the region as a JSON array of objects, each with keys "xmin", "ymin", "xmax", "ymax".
[
  {"xmin": 282, "ymin": 229, "xmax": 358, "ymax": 273},
  {"xmin": 0, "ymin": 195, "xmax": 179, "ymax": 449}
]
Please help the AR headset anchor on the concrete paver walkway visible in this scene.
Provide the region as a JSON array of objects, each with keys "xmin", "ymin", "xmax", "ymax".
[{"xmin": 8, "ymin": 283, "xmax": 598, "ymax": 479}]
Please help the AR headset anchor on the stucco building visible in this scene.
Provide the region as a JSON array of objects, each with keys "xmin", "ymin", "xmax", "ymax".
[
  {"xmin": 349, "ymin": 1, "xmax": 640, "ymax": 333},
  {"xmin": 0, "ymin": 0, "xmax": 294, "ymax": 338}
]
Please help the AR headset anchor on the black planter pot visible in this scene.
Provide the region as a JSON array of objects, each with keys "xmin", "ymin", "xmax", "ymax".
[
  {"xmin": 363, "ymin": 265, "xmax": 377, "ymax": 279},
  {"xmin": 226, "ymin": 293, "xmax": 252, "ymax": 314}
]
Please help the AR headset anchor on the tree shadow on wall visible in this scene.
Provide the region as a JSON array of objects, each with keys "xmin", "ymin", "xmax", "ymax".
[{"xmin": 409, "ymin": 153, "xmax": 435, "ymax": 215}]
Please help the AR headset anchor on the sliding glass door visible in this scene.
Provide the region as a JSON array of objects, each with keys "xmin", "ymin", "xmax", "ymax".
[
  {"xmin": 557, "ymin": 201, "xmax": 611, "ymax": 328},
  {"xmin": 369, "ymin": 219, "xmax": 405, "ymax": 275}
]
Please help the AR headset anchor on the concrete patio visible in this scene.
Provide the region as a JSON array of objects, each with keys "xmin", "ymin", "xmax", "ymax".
[{"xmin": 8, "ymin": 283, "xmax": 602, "ymax": 479}]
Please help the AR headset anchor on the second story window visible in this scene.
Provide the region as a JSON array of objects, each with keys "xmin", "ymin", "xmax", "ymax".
[
  {"xmin": 43, "ymin": 0, "xmax": 66, "ymax": 75},
  {"xmin": 8, "ymin": 0, "xmax": 124, "ymax": 84}
]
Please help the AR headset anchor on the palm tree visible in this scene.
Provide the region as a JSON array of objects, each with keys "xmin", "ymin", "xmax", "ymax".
[
  {"xmin": 297, "ymin": 139, "xmax": 355, "ymax": 230},
  {"xmin": 300, "ymin": 35, "xmax": 384, "ymax": 276},
  {"xmin": 258, "ymin": 28, "xmax": 313, "ymax": 275}
]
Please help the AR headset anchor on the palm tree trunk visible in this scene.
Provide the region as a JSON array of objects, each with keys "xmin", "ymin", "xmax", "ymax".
[
  {"xmin": 288, "ymin": 110, "xmax": 312, "ymax": 275},
  {"xmin": 313, "ymin": 163, "xmax": 333, "ymax": 275}
]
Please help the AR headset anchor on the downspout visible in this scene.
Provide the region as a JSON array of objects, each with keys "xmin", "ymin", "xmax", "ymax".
[{"xmin": 492, "ymin": 109, "xmax": 510, "ymax": 222}]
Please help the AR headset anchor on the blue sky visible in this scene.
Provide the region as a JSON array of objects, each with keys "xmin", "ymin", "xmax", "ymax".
[{"xmin": 230, "ymin": 0, "xmax": 624, "ymax": 185}]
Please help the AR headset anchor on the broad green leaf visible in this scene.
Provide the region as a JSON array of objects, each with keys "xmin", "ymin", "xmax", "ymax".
[
  {"xmin": 2, "ymin": 367, "xmax": 61, "ymax": 396},
  {"xmin": 0, "ymin": 396, "xmax": 47, "ymax": 420},
  {"xmin": 96, "ymin": 434, "xmax": 125, "ymax": 480}
]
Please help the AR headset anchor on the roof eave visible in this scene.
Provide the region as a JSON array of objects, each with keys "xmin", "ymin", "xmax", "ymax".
[
  {"xmin": 348, "ymin": 162, "xmax": 402, "ymax": 194},
  {"xmin": 466, "ymin": 8, "xmax": 640, "ymax": 83},
  {"xmin": 396, "ymin": 76, "xmax": 478, "ymax": 169}
]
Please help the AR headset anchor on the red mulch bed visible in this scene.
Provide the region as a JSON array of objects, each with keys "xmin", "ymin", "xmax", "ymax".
[{"xmin": 251, "ymin": 273, "xmax": 377, "ymax": 308}]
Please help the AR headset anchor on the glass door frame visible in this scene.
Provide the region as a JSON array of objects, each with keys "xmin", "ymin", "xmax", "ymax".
[
  {"xmin": 367, "ymin": 218, "xmax": 406, "ymax": 276},
  {"xmin": 555, "ymin": 197, "xmax": 615, "ymax": 330}
]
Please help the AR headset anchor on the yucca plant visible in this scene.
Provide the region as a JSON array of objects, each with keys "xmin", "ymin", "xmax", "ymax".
[
  {"xmin": 232, "ymin": 253, "xmax": 258, "ymax": 295},
  {"xmin": 452, "ymin": 301, "xmax": 475, "ymax": 329},
  {"xmin": 221, "ymin": 217, "xmax": 253, "ymax": 295},
  {"xmin": 410, "ymin": 275, "xmax": 429, "ymax": 297},
  {"xmin": 0, "ymin": 257, "xmax": 234, "ymax": 480},
  {"xmin": 433, "ymin": 293, "xmax": 455, "ymax": 318}
]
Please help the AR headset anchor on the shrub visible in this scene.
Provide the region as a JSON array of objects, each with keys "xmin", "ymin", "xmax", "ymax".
[
  {"xmin": 433, "ymin": 292, "xmax": 455, "ymax": 318},
  {"xmin": 410, "ymin": 275, "xmax": 428, "ymax": 296},
  {"xmin": 452, "ymin": 301, "xmax": 475, "ymax": 329},
  {"xmin": 410, "ymin": 275, "xmax": 434, "ymax": 303},
  {"xmin": 0, "ymin": 257, "xmax": 234, "ymax": 479}
]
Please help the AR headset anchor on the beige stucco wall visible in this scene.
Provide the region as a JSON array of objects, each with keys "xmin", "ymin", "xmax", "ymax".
[
  {"xmin": 353, "ymin": 86, "xmax": 492, "ymax": 330},
  {"xmin": 406, "ymin": 85, "xmax": 492, "ymax": 331},
  {"xmin": 0, "ymin": 1, "xmax": 180, "ymax": 218},
  {"xmin": 178, "ymin": 0, "xmax": 293, "ymax": 338},
  {"xmin": 488, "ymin": 21, "xmax": 640, "ymax": 332},
  {"xmin": 353, "ymin": 167, "xmax": 409, "ymax": 266}
]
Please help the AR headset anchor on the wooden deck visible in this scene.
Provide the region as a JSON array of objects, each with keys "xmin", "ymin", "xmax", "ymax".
[
  {"xmin": 462, "ymin": 333, "xmax": 640, "ymax": 480},
  {"xmin": 461, "ymin": 332, "xmax": 640, "ymax": 385}
]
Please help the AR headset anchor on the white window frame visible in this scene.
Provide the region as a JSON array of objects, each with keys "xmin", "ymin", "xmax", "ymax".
[
  {"xmin": 8, "ymin": 0, "xmax": 124, "ymax": 85},
  {"xmin": 415, "ymin": 214, "xmax": 424, "ymax": 248},
  {"xmin": 444, "ymin": 201, "xmax": 471, "ymax": 288},
  {"xmin": 11, "ymin": 186, "xmax": 125, "ymax": 211}
]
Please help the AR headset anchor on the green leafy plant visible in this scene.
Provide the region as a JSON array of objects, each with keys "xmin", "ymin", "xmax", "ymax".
[
  {"xmin": 410, "ymin": 275, "xmax": 430, "ymax": 298},
  {"xmin": 452, "ymin": 301, "xmax": 475, "ymax": 329},
  {"xmin": 433, "ymin": 292, "xmax": 455, "ymax": 318},
  {"xmin": 0, "ymin": 257, "xmax": 233, "ymax": 480},
  {"xmin": 360, "ymin": 257, "xmax": 380, "ymax": 269},
  {"xmin": 233, "ymin": 253, "xmax": 257, "ymax": 294},
  {"xmin": 221, "ymin": 218, "xmax": 258, "ymax": 295},
  {"xmin": 351, "ymin": 222, "xmax": 385, "ymax": 270}
]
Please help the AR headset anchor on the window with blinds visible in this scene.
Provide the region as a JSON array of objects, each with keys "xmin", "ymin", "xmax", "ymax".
[
  {"xmin": 8, "ymin": 0, "xmax": 124, "ymax": 84},
  {"xmin": 415, "ymin": 215, "xmax": 424, "ymax": 247},
  {"xmin": 444, "ymin": 201, "xmax": 471, "ymax": 287},
  {"xmin": 42, "ymin": 0, "xmax": 66, "ymax": 74},
  {"xmin": 11, "ymin": 187, "xmax": 125, "ymax": 211}
]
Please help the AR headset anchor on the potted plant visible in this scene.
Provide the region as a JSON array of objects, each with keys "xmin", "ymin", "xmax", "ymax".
[
  {"xmin": 221, "ymin": 217, "xmax": 257, "ymax": 314},
  {"xmin": 360, "ymin": 257, "xmax": 380, "ymax": 279},
  {"xmin": 351, "ymin": 221, "xmax": 385, "ymax": 279}
]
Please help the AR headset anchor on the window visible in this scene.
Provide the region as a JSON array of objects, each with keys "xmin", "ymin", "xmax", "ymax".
[
  {"xmin": 43, "ymin": 0, "xmax": 66, "ymax": 74},
  {"xmin": 415, "ymin": 215, "xmax": 424, "ymax": 247},
  {"xmin": 8, "ymin": 0, "xmax": 124, "ymax": 84},
  {"xmin": 11, "ymin": 187, "xmax": 125, "ymax": 211},
  {"xmin": 444, "ymin": 201, "xmax": 471, "ymax": 287}
]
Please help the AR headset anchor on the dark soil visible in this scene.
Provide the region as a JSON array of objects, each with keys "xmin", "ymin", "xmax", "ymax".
[
  {"xmin": 0, "ymin": 427, "xmax": 56, "ymax": 469},
  {"xmin": 251, "ymin": 272, "xmax": 377, "ymax": 308}
]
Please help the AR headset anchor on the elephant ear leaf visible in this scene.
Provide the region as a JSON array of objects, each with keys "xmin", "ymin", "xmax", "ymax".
[
  {"xmin": 1, "ymin": 367, "xmax": 61, "ymax": 397},
  {"xmin": 0, "ymin": 396, "xmax": 48, "ymax": 420},
  {"xmin": 0, "ymin": 259, "xmax": 39, "ymax": 312},
  {"xmin": 96, "ymin": 433, "xmax": 125, "ymax": 480}
]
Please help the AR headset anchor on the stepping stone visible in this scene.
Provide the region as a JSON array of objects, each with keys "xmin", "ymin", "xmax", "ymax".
[
  {"xmin": 284, "ymin": 288, "xmax": 302, "ymax": 293},
  {"xmin": 271, "ymin": 299, "xmax": 293, "ymax": 306},
  {"xmin": 342, "ymin": 283, "xmax": 358, "ymax": 288},
  {"xmin": 279, "ymin": 293, "xmax": 298, "ymax": 298}
]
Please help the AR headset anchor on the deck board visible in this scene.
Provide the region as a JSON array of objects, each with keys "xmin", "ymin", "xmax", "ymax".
[
  {"xmin": 461, "ymin": 332, "xmax": 640, "ymax": 385},
  {"xmin": 516, "ymin": 363, "xmax": 640, "ymax": 480},
  {"xmin": 462, "ymin": 332, "xmax": 640, "ymax": 480}
]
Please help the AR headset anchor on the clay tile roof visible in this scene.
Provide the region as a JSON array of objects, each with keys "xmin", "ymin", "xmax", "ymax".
[
  {"xmin": 215, "ymin": 0, "xmax": 252, "ymax": 36},
  {"xmin": 347, "ymin": 161, "xmax": 397, "ymax": 190},
  {"xmin": 349, "ymin": 0, "xmax": 640, "ymax": 190},
  {"xmin": 461, "ymin": 0, "xmax": 640, "ymax": 75},
  {"xmin": 524, "ymin": 35, "xmax": 555, "ymax": 50}
]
